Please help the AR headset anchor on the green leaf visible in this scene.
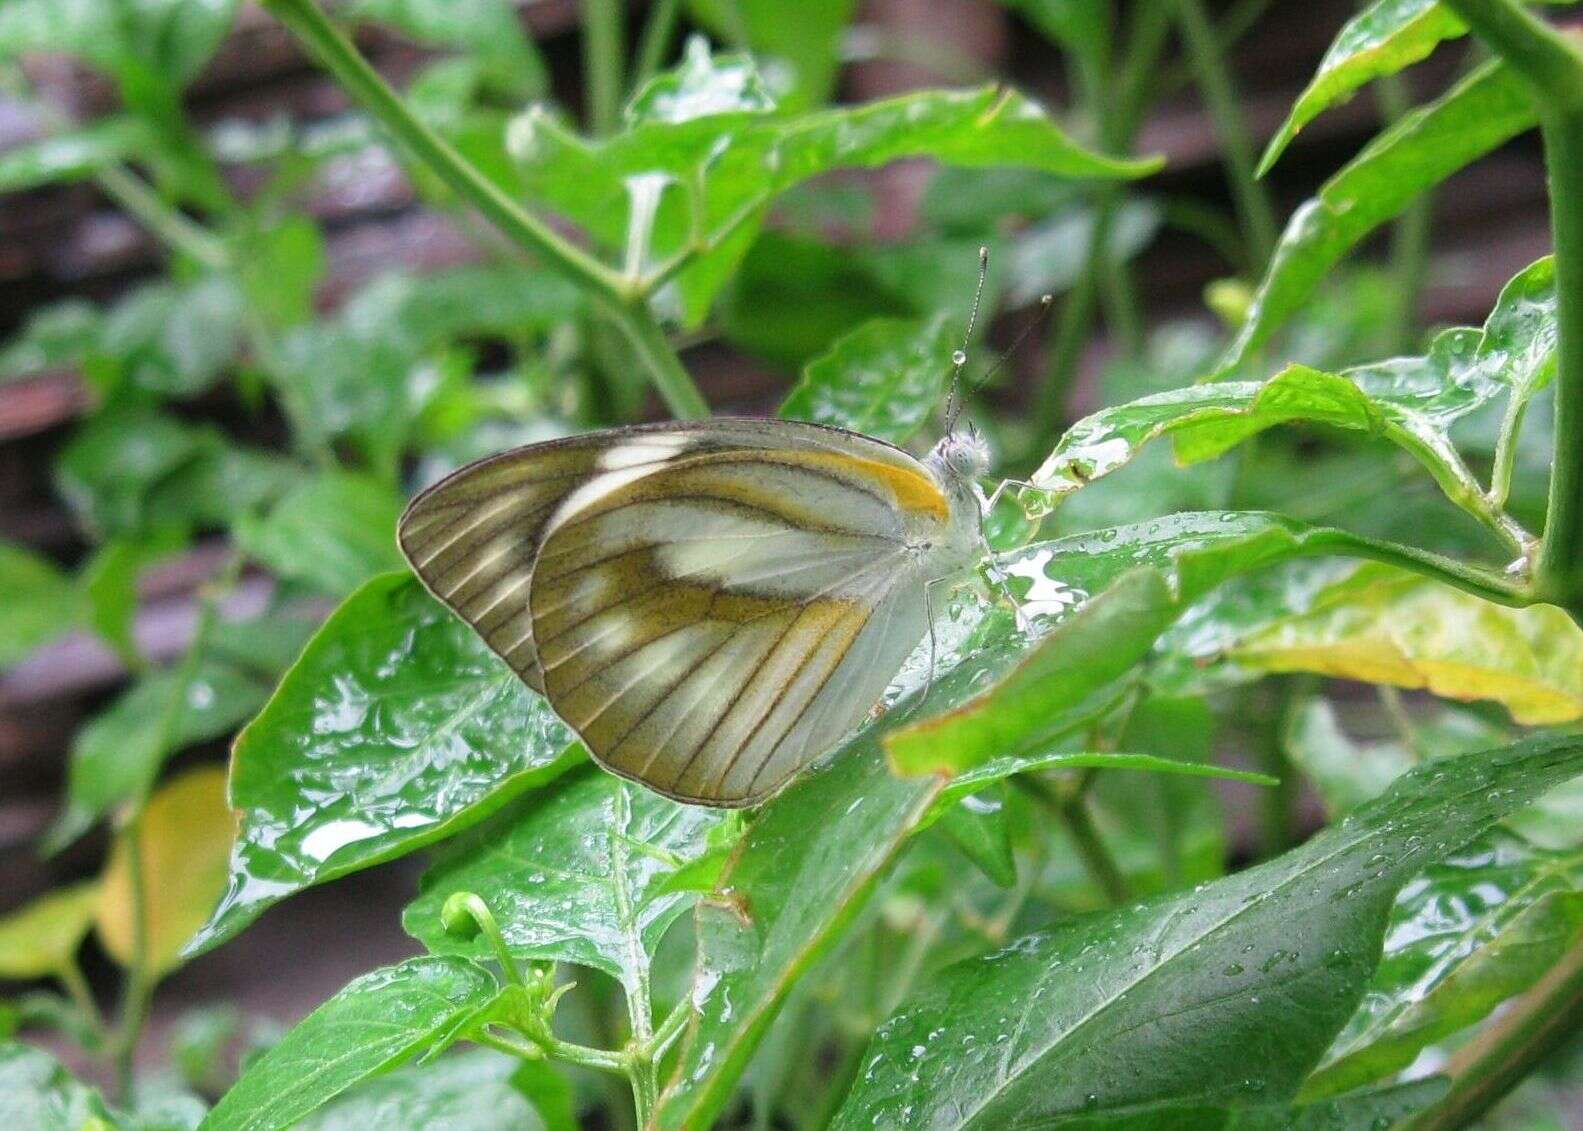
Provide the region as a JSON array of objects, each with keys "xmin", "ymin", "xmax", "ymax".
[
  {"xmin": 55, "ymin": 406, "xmax": 210, "ymax": 537},
  {"xmin": 1228, "ymin": 1078, "xmax": 1449, "ymax": 1130},
  {"xmin": 345, "ymin": 0, "xmax": 547, "ymax": 99},
  {"xmin": 235, "ymin": 217, "xmax": 325, "ymax": 331},
  {"xmin": 0, "ymin": 116, "xmax": 151, "ymax": 192},
  {"xmin": 1234, "ymin": 564, "xmax": 1583, "ymax": 724},
  {"xmin": 511, "ymin": 49, "xmax": 1158, "ymax": 326},
  {"xmin": 0, "ymin": 540, "xmax": 81, "ymax": 667},
  {"xmin": 186, "ymin": 574, "xmax": 579, "ymax": 956},
  {"xmin": 1001, "ymin": 0, "xmax": 1111, "ymax": 63},
  {"xmin": 101, "ymin": 275, "xmax": 245, "ymax": 397},
  {"xmin": 885, "ymin": 569, "xmax": 1180, "ymax": 776},
  {"xmin": 830, "ymin": 733, "xmax": 1583, "ymax": 1128},
  {"xmin": 1307, "ymin": 830, "xmax": 1583, "ymax": 1098},
  {"xmin": 96, "ymin": 766, "xmax": 237, "ymax": 976},
  {"xmin": 683, "ymin": 0, "xmax": 855, "ymax": 110},
  {"xmin": 1258, "ymin": 0, "xmax": 1465, "ymax": 175},
  {"xmin": 44, "ymin": 657, "xmax": 270, "ymax": 854},
  {"xmin": 80, "ymin": 531, "xmax": 184, "ymax": 665},
  {"xmin": 1220, "ymin": 59, "xmax": 1538, "ymax": 375},
  {"xmin": 0, "ymin": 299, "xmax": 102, "ymax": 382},
  {"xmin": 234, "ymin": 471, "xmax": 405, "ymax": 597},
  {"xmin": 0, "ymin": 883, "xmax": 100, "ymax": 979},
  {"xmin": 198, "ymin": 956, "xmax": 498, "ymax": 1131},
  {"xmin": 0, "ymin": 0, "xmax": 239, "ymax": 84},
  {"xmin": 294, "ymin": 1051, "xmax": 546, "ymax": 1131},
  {"xmin": 406, "ymin": 771, "xmax": 723, "ymax": 991},
  {"xmin": 779, "ymin": 314, "xmax": 953, "ymax": 444},
  {"xmin": 0, "ymin": 1042, "xmax": 115, "ymax": 1131}
]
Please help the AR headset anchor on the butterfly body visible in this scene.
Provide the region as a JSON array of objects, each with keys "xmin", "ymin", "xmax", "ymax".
[{"xmin": 399, "ymin": 418, "xmax": 988, "ymax": 807}]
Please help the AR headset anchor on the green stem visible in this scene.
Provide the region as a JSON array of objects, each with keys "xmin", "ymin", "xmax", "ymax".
[
  {"xmin": 261, "ymin": 0, "xmax": 708, "ymax": 420},
  {"xmin": 1438, "ymin": 1, "xmax": 1583, "ymax": 616},
  {"xmin": 1402, "ymin": 941, "xmax": 1583, "ymax": 1131},
  {"xmin": 1377, "ymin": 74, "xmax": 1433, "ymax": 355},
  {"xmin": 581, "ymin": 0, "xmax": 626, "ymax": 136},
  {"xmin": 94, "ymin": 166, "xmax": 232, "ymax": 271},
  {"xmin": 632, "ymin": 0, "xmax": 679, "ymax": 91},
  {"xmin": 54, "ymin": 957, "xmax": 104, "ymax": 1042},
  {"xmin": 112, "ymin": 821, "xmax": 154, "ymax": 1102},
  {"xmin": 1021, "ymin": 772, "xmax": 1129, "ymax": 904},
  {"xmin": 1170, "ymin": 0, "xmax": 1279, "ymax": 265}
]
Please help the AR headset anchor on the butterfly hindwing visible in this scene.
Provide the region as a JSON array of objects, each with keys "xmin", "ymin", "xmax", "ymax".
[{"xmin": 528, "ymin": 435, "xmax": 945, "ymax": 806}]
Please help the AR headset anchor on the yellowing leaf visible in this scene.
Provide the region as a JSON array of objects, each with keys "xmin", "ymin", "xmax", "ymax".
[
  {"xmin": 1234, "ymin": 565, "xmax": 1583, "ymax": 725},
  {"xmin": 96, "ymin": 766, "xmax": 237, "ymax": 975},
  {"xmin": 0, "ymin": 882, "xmax": 100, "ymax": 979}
]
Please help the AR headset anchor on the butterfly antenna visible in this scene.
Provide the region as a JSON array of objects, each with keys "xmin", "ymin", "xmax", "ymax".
[
  {"xmin": 966, "ymin": 293, "xmax": 1055, "ymax": 401},
  {"xmin": 945, "ymin": 245, "xmax": 990, "ymax": 434}
]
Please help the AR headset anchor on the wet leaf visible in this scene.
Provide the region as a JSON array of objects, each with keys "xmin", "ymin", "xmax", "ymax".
[
  {"xmin": 96, "ymin": 766, "xmax": 238, "ymax": 975},
  {"xmin": 187, "ymin": 574, "xmax": 580, "ymax": 956},
  {"xmin": 0, "ymin": 1042, "xmax": 115, "ymax": 1131},
  {"xmin": 1258, "ymin": 0, "xmax": 1465, "ymax": 174},
  {"xmin": 779, "ymin": 314, "xmax": 954, "ymax": 445},
  {"xmin": 234, "ymin": 471, "xmax": 405, "ymax": 597},
  {"xmin": 1307, "ymin": 830, "xmax": 1583, "ymax": 1098},
  {"xmin": 45, "ymin": 658, "xmax": 271, "ymax": 854},
  {"xmin": 1234, "ymin": 564, "xmax": 1583, "ymax": 724},
  {"xmin": 0, "ymin": 540, "xmax": 81, "ymax": 667},
  {"xmin": 198, "ymin": 957, "xmax": 498, "ymax": 1131},
  {"xmin": 510, "ymin": 44, "xmax": 1157, "ymax": 326},
  {"xmin": 0, "ymin": 883, "xmax": 100, "ymax": 980},
  {"xmin": 293, "ymin": 1050, "xmax": 545, "ymax": 1131},
  {"xmin": 1219, "ymin": 59, "xmax": 1538, "ymax": 375},
  {"xmin": 886, "ymin": 570, "xmax": 1180, "ymax": 776},
  {"xmin": 406, "ymin": 771, "xmax": 723, "ymax": 993},
  {"xmin": 684, "ymin": 0, "xmax": 854, "ymax": 110},
  {"xmin": 831, "ymin": 734, "xmax": 1583, "ymax": 1128},
  {"xmin": 1228, "ymin": 1078, "xmax": 1448, "ymax": 1130}
]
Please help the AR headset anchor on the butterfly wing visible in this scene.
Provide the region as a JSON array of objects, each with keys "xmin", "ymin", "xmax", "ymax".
[
  {"xmin": 398, "ymin": 426, "xmax": 730, "ymax": 691},
  {"xmin": 526, "ymin": 421, "xmax": 953, "ymax": 806}
]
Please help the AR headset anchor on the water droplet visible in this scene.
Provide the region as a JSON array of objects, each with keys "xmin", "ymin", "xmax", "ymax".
[{"xmin": 951, "ymin": 349, "xmax": 968, "ymax": 367}]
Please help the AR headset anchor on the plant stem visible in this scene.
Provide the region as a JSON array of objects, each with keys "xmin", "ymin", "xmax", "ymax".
[
  {"xmin": 1439, "ymin": 0, "xmax": 1583, "ymax": 616},
  {"xmin": 581, "ymin": 0, "xmax": 626, "ymax": 136},
  {"xmin": 1402, "ymin": 940, "xmax": 1583, "ymax": 1131},
  {"xmin": 260, "ymin": 0, "xmax": 709, "ymax": 421},
  {"xmin": 55, "ymin": 956, "xmax": 104, "ymax": 1040},
  {"xmin": 1170, "ymin": 0, "xmax": 1279, "ymax": 265},
  {"xmin": 113, "ymin": 818, "xmax": 154, "ymax": 1102},
  {"xmin": 633, "ymin": 0, "xmax": 679, "ymax": 92},
  {"xmin": 94, "ymin": 165, "xmax": 232, "ymax": 271},
  {"xmin": 1020, "ymin": 772, "xmax": 1129, "ymax": 904}
]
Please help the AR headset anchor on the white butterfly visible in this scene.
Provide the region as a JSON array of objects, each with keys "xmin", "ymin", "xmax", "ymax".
[{"xmin": 398, "ymin": 415, "xmax": 999, "ymax": 807}]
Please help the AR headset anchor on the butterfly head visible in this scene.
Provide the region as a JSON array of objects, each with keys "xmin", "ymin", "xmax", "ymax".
[{"xmin": 929, "ymin": 422, "xmax": 991, "ymax": 485}]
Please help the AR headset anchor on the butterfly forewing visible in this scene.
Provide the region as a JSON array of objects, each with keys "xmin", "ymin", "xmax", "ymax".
[{"xmin": 399, "ymin": 419, "xmax": 960, "ymax": 807}]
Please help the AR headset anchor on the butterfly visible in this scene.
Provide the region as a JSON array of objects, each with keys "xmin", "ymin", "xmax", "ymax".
[{"xmin": 398, "ymin": 416, "xmax": 999, "ymax": 808}]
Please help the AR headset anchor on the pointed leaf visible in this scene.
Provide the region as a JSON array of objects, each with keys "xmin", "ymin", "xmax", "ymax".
[
  {"xmin": 45, "ymin": 657, "xmax": 271, "ymax": 854},
  {"xmin": 1234, "ymin": 564, "xmax": 1583, "ymax": 724},
  {"xmin": 779, "ymin": 314, "xmax": 953, "ymax": 444},
  {"xmin": 233, "ymin": 471, "xmax": 405, "ymax": 597},
  {"xmin": 405, "ymin": 772, "xmax": 723, "ymax": 992},
  {"xmin": 0, "ymin": 540, "xmax": 82, "ymax": 667},
  {"xmin": 96, "ymin": 766, "xmax": 237, "ymax": 975},
  {"xmin": 0, "ymin": 116, "xmax": 152, "ymax": 191},
  {"xmin": 831, "ymin": 734, "xmax": 1583, "ymax": 1128},
  {"xmin": 187, "ymin": 574, "xmax": 579, "ymax": 956},
  {"xmin": 0, "ymin": 884, "xmax": 100, "ymax": 980},
  {"xmin": 1220, "ymin": 59, "xmax": 1538, "ymax": 375},
  {"xmin": 1308, "ymin": 831, "xmax": 1583, "ymax": 1097},
  {"xmin": 293, "ymin": 1050, "xmax": 546, "ymax": 1131},
  {"xmin": 198, "ymin": 957, "xmax": 498, "ymax": 1131},
  {"xmin": 1258, "ymin": 0, "xmax": 1466, "ymax": 174}
]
